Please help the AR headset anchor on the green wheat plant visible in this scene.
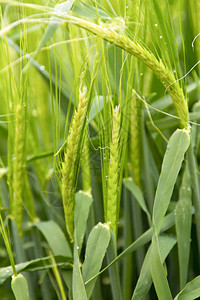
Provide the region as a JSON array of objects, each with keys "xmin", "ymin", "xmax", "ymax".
[
  {"xmin": 61, "ymin": 85, "xmax": 88, "ymax": 242},
  {"xmin": 12, "ymin": 104, "xmax": 26, "ymax": 237},
  {"xmin": 0, "ymin": 0, "xmax": 200, "ymax": 299},
  {"xmin": 106, "ymin": 105, "xmax": 120, "ymax": 235}
]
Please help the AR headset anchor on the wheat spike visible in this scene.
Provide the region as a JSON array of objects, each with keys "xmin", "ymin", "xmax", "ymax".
[
  {"xmin": 64, "ymin": 15, "xmax": 189, "ymax": 129},
  {"xmin": 12, "ymin": 104, "xmax": 26, "ymax": 236},
  {"xmin": 62, "ymin": 86, "xmax": 88, "ymax": 242},
  {"xmin": 106, "ymin": 106, "xmax": 121, "ymax": 235}
]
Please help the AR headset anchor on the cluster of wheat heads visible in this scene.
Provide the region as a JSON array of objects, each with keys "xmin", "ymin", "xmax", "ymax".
[{"xmin": 0, "ymin": 0, "xmax": 200, "ymax": 299}]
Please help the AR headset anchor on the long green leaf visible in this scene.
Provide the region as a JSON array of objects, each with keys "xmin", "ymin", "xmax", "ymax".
[
  {"xmin": 153, "ymin": 129, "xmax": 190, "ymax": 233},
  {"xmin": 150, "ymin": 234, "xmax": 173, "ymax": 300},
  {"xmin": 175, "ymin": 165, "xmax": 192, "ymax": 289},
  {"xmin": 106, "ymin": 231, "xmax": 123, "ymax": 300},
  {"xmin": 72, "ymin": 236, "xmax": 88, "ymax": 300},
  {"xmin": 85, "ymin": 212, "xmax": 176, "ymax": 285},
  {"xmin": 75, "ymin": 190, "xmax": 93, "ymax": 251},
  {"xmin": 0, "ymin": 255, "xmax": 72, "ymax": 285},
  {"xmin": 123, "ymin": 177, "xmax": 151, "ymax": 223},
  {"xmin": 132, "ymin": 234, "xmax": 176, "ymax": 300},
  {"xmin": 174, "ymin": 276, "xmax": 200, "ymax": 300},
  {"xmin": 11, "ymin": 274, "xmax": 30, "ymax": 300},
  {"xmin": 82, "ymin": 223, "xmax": 110, "ymax": 299},
  {"xmin": 34, "ymin": 220, "xmax": 72, "ymax": 257}
]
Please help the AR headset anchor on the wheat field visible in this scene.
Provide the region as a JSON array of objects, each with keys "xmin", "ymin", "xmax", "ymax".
[{"xmin": 0, "ymin": 0, "xmax": 200, "ymax": 299}]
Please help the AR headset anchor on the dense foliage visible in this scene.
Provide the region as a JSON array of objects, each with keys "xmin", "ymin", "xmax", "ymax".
[{"xmin": 0, "ymin": 0, "xmax": 200, "ymax": 299}]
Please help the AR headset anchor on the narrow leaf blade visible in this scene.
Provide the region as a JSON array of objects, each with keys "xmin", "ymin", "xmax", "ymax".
[
  {"xmin": 174, "ymin": 276, "xmax": 200, "ymax": 300},
  {"xmin": 73, "ymin": 236, "xmax": 88, "ymax": 300},
  {"xmin": 132, "ymin": 235, "xmax": 176, "ymax": 300},
  {"xmin": 75, "ymin": 191, "xmax": 93, "ymax": 251},
  {"xmin": 176, "ymin": 166, "xmax": 192, "ymax": 289},
  {"xmin": 123, "ymin": 177, "xmax": 151, "ymax": 221},
  {"xmin": 150, "ymin": 235, "xmax": 173, "ymax": 300},
  {"xmin": 153, "ymin": 129, "xmax": 190, "ymax": 232},
  {"xmin": 82, "ymin": 223, "xmax": 110, "ymax": 298},
  {"xmin": 34, "ymin": 220, "xmax": 72, "ymax": 257},
  {"xmin": 0, "ymin": 255, "xmax": 72, "ymax": 285},
  {"xmin": 11, "ymin": 274, "xmax": 30, "ymax": 300}
]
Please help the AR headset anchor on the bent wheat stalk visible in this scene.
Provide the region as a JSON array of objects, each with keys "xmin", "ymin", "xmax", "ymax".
[{"xmin": 61, "ymin": 15, "xmax": 189, "ymax": 129}]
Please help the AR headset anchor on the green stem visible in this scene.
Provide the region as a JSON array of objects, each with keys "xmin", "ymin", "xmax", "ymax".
[
  {"xmin": 122, "ymin": 187, "xmax": 133, "ymax": 300},
  {"xmin": 131, "ymin": 197, "xmax": 145, "ymax": 271},
  {"xmin": 0, "ymin": 214, "xmax": 17, "ymax": 276},
  {"xmin": 32, "ymin": 229, "xmax": 53, "ymax": 300},
  {"xmin": 106, "ymin": 232, "xmax": 123, "ymax": 300}
]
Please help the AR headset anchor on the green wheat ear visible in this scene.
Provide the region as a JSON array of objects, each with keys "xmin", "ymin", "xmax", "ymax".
[
  {"xmin": 106, "ymin": 106, "xmax": 121, "ymax": 235},
  {"xmin": 63, "ymin": 15, "xmax": 189, "ymax": 129},
  {"xmin": 62, "ymin": 86, "xmax": 88, "ymax": 243},
  {"xmin": 12, "ymin": 104, "xmax": 26, "ymax": 237}
]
